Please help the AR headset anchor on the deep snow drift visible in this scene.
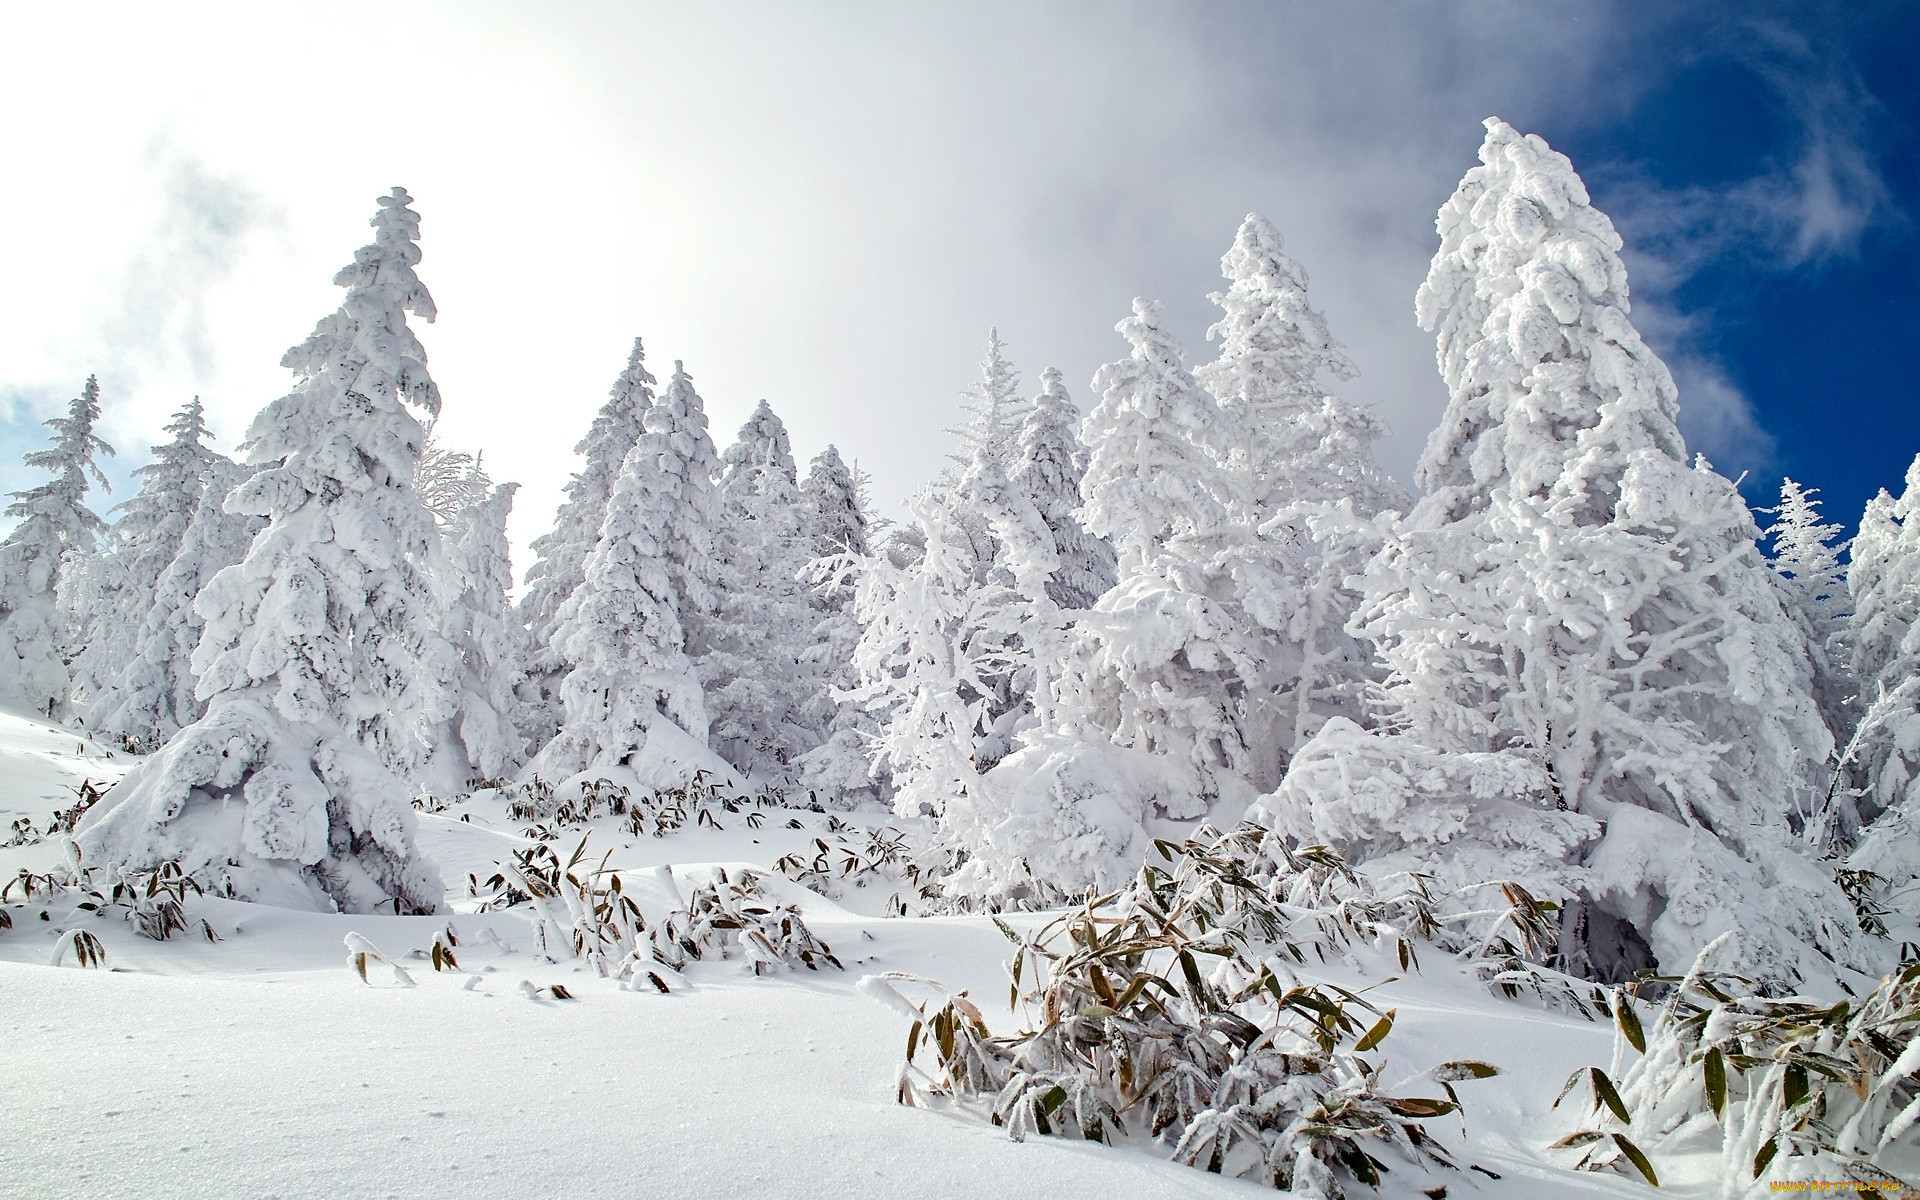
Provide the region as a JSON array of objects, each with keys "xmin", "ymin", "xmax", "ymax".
[{"xmin": 8, "ymin": 706, "xmax": 1902, "ymax": 1200}]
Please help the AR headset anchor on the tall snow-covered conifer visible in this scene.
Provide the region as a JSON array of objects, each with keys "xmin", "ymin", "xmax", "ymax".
[
  {"xmin": 69, "ymin": 397, "xmax": 223, "ymax": 716},
  {"xmin": 701, "ymin": 400, "xmax": 819, "ymax": 781},
  {"xmin": 1288, "ymin": 121, "xmax": 1853, "ymax": 986},
  {"xmin": 1008, "ymin": 368, "xmax": 1114, "ymax": 610},
  {"xmin": 78, "ymin": 189, "xmax": 453, "ymax": 914},
  {"xmin": 0, "ymin": 376, "xmax": 114, "ymax": 716},
  {"xmin": 1763, "ymin": 478, "xmax": 1855, "ymax": 759},
  {"xmin": 945, "ymin": 329, "xmax": 1025, "ymax": 473},
  {"xmin": 1844, "ymin": 459, "xmax": 1920, "ymax": 916},
  {"xmin": 91, "ymin": 459, "xmax": 264, "ymax": 745},
  {"xmin": 436, "ymin": 482, "xmax": 528, "ymax": 787},
  {"xmin": 529, "ymin": 396, "xmax": 721, "ymax": 792},
  {"xmin": 796, "ymin": 445, "xmax": 886, "ymax": 806},
  {"xmin": 518, "ymin": 339, "xmax": 656, "ymax": 748}
]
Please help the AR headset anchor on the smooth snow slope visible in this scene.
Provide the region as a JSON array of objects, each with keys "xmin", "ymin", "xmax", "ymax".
[{"xmin": 2, "ymin": 707, "xmax": 1670, "ymax": 1199}]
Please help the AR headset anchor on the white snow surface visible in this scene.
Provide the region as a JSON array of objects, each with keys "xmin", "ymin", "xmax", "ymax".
[{"xmin": 0, "ymin": 706, "xmax": 1779, "ymax": 1198}]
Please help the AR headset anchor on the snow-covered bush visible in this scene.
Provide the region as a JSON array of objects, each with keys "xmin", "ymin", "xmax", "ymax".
[
  {"xmin": 473, "ymin": 835, "xmax": 839, "ymax": 989},
  {"xmin": 1552, "ymin": 933, "xmax": 1920, "ymax": 1196},
  {"xmin": 876, "ymin": 839, "xmax": 1492, "ymax": 1197},
  {"xmin": 76, "ymin": 188, "xmax": 454, "ymax": 915}
]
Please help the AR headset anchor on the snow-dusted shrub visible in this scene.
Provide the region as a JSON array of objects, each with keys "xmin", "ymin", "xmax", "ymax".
[
  {"xmin": 877, "ymin": 852, "xmax": 1487, "ymax": 1197},
  {"xmin": 473, "ymin": 835, "xmax": 840, "ymax": 989},
  {"xmin": 4, "ymin": 846, "xmax": 219, "ymax": 944},
  {"xmin": 772, "ymin": 822, "xmax": 946, "ymax": 915},
  {"xmin": 1553, "ymin": 933, "xmax": 1920, "ymax": 1196}
]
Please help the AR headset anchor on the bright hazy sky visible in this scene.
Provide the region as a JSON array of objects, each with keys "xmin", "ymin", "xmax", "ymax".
[{"xmin": 2, "ymin": 2, "xmax": 1912, "ymax": 568}]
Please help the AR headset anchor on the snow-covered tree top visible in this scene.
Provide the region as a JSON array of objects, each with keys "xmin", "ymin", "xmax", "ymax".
[
  {"xmin": 1079, "ymin": 299, "xmax": 1233, "ymax": 570},
  {"xmin": 802, "ymin": 443, "xmax": 869, "ymax": 559},
  {"xmin": 271, "ymin": 186, "xmax": 440, "ymax": 436},
  {"xmin": 1197, "ymin": 212, "xmax": 1357, "ymax": 412},
  {"xmin": 1413, "ymin": 118, "xmax": 1681, "ymax": 524},
  {"xmin": 947, "ymin": 328, "xmax": 1026, "ymax": 468},
  {"xmin": 5, "ymin": 375, "xmax": 115, "ymax": 546},
  {"xmin": 720, "ymin": 398, "xmax": 797, "ymax": 488}
]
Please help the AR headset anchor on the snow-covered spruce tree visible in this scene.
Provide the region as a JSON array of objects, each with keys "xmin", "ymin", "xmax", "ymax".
[
  {"xmin": 1008, "ymin": 367, "xmax": 1115, "ymax": 610},
  {"xmin": 68, "ymin": 397, "xmax": 223, "ymax": 718},
  {"xmin": 90, "ymin": 459, "xmax": 264, "ymax": 746},
  {"xmin": 0, "ymin": 376, "xmax": 114, "ymax": 717},
  {"xmin": 646, "ymin": 362, "xmax": 724, "ymax": 640},
  {"xmin": 77, "ymin": 188, "xmax": 453, "ymax": 914},
  {"xmin": 1194, "ymin": 213, "xmax": 1405, "ymax": 760},
  {"xmin": 525, "ymin": 396, "xmax": 725, "ymax": 795},
  {"xmin": 851, "ymin": 452, "xmax": 1057, "ymax": 873},
  {"xmin": 964, "ymin": 302, "xmax": 1255, "ymax": 903},
  {"xmin": 795, "ymin": 445, "xmax": 888, "ymax": 807},
  {"xmin": 518, "ymin": 338, "xmax": 656, "ymax": 748},
  {"xmin": 1195, "ymin": 212, "xmax": 1405, "ymax": 524},
  {"xmin": 699, "ymin": 399, "xmax": 820, "ymax": 783},
  {"xmin": 433, "ymin": 481, "xmax": 528, "ymax": 788},
  {"xmin": 944, "ymin": 328, "xmax": 1026, "ymax": 474},
  {"xmin": 1049, "ymin": 299, "xmax": 1259, "ymax": 792},
  {"xmin": 1762, "ymin": 478, "xmax": 1856, "ymax": 774},
  {"xmin": 1845, "ymin": 457, "xmax": 1920, "ymax": 919},
  {"xmin": 1285, "ymin": 120, "xmax": 1854, "ymax": 987}
]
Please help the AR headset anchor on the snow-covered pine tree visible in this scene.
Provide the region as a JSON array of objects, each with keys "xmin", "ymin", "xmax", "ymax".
[
  {"xmin": 1763, "ymin": 478, "xmax": 1856, "ymax": 768},
  {"xmin": 944, "ymin": 329, "xmax": 1026, "ymax": 474},
  {"xmin": 90, "ymin": 459, "xmax": 265, "ymax": 746},
  {"xmin": 1193, "ymin": 212, "xmax": 1404, "ymax": 765},
  {"xmin": 1008, "ymin": 367, "xmax": 1115, "ymax": 610},
  {"xmin": 648, "ymin": 362, "xmax": 723, "ymax": 636},
  {"xmin": 795, "ymin": 445, "xmax": 887, "ymax": 806},
  {"xmin": 518, "ymin": 338, "xmax": 656, "ymax": 748},
  {"xmin": 1288, "ymin": 120, "xmax": 1854, "ymax": 987},
  {"xmin": 700, "ymin": 400, "xmax": 819, "ymax": 782},
  {"xmin": 852, "ymin": 450, "xmax": 1055, "ymax": 849},
  {"xmin": 0, "ymin": 376, "xmax": 114, "ymax": 717},
  {"xmin": 1844, "ymin": 458, "xmax": 1920, "ymax": 918},
  {"xmin": 1195, "ymin": 212, "xmax": 1405, "ymax": 523},
  {"xmin": 78, "ymin": 188, "xmax": 454, "ymax": 914},
  {"xmin": 67, "ymin": 397, "xmax": 223, "ymax": 718},
  {"xmin": 526, "ymin": 401, "xmax": 723, "ymax": 794},
  {"xmin": 435, "ymin": 481, "xmax": 528, "ymax": 788},
  {"xmin": 1052, "ymin": 299, "xmax": 1258, "ymax": 795}
]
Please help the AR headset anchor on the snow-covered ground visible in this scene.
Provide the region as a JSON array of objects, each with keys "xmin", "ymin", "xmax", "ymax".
[{"xmin": 0, "ymin": 706, "xmax": 1713, "ymax": 1199}]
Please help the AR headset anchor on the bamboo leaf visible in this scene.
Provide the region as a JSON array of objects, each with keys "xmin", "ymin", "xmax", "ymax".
[
  {"xmin": 1704, "ymin": 1047, "xmax": 1726, "ymax": 1120},
  {"xmin": 1616, "ymin": 998, "xmax": 1646, "ymax": 1054},
  {"xmin": 1752, "ymin": 1136, "xmax": 1778, "ymax": 1178},
  {"xmin": 1431, "ymin": 1060, "xmax": 1501, "ymax": 1081},
  {"xmin": 1610, "ymin": 1133, "xmax": 1658, "ymax": 1187},
  {"xmin": 1549, "ymin": 1130, "xmax": 1606, "ymax": 1149},
  {"xmin": 1591, "ymin": 1067, "xmax": 1631, "ymax": 1124},
  {"xmin": 1355, "ymin": 1009, "xmax": 1395, "ymax": 1052}
]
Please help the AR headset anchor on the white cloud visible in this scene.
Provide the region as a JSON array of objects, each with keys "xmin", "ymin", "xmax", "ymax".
[{"xmin": 0, "ymin": 2, "xmax": 1899, "ymax": 556}]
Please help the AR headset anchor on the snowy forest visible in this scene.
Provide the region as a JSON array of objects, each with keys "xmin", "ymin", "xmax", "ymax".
[{"xmin": 4, "ymin": 120, "xmax": 1917, "ymax": 1196}]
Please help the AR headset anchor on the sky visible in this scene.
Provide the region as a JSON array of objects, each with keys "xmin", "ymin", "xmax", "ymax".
[{"xmin": 1, "ymin": 1, "xmax": 1913, "ymax": 569}]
